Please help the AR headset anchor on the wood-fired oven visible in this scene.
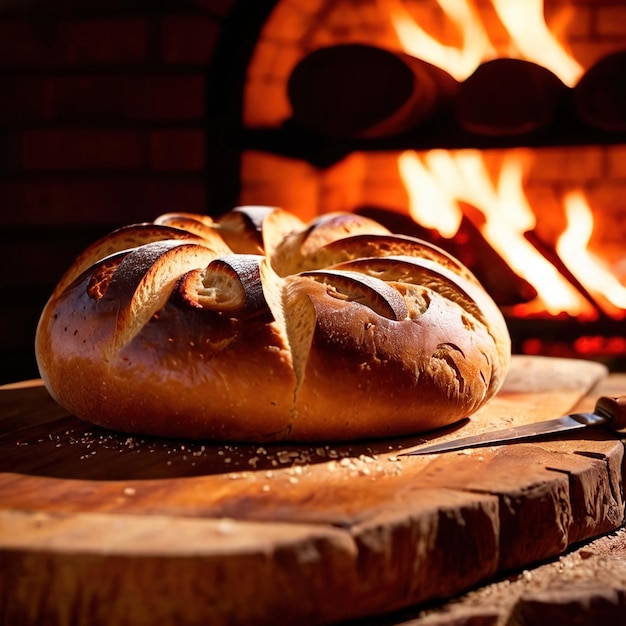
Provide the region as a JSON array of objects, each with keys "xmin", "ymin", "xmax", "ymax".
[{"xmin": 1, "ymin": 0, "xmax": 625, "ymax": 385}]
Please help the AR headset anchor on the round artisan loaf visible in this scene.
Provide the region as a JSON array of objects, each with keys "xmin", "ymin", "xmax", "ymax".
[{"xmin": 35, "ymin": 206, "xmax": 511, "ymax": 442}]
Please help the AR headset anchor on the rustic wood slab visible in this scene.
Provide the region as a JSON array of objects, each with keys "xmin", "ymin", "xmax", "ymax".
[
  {"xmin": 398, "ymin": 372, "xmax": 626, "ymax": 626},
  {"xmin": 0, "ymin": 355, "xmax": 623, "ymax": 626}
]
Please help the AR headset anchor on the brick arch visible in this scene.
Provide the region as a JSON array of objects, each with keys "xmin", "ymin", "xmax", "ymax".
[{"xmin": 204, "ymin": 0, "xmax": 277, "ymax": 213}]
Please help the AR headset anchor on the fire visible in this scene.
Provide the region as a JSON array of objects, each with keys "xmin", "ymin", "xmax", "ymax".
[
  {"xmin": 389, "ymin": 0, "xmax": 617, "ymax": 320},
  {"xmin": 381, "ymin": 0, "xmax": 494, "ymax": 81},
  {"xmin": 398, "ymin": 148, "xmax": 601, "ymax": 319},
  {"xmin": 398, "ymin": 150, "xmax": 462, "ymax": 237},
  {"xmin": 558, "ymin": 192, "xmax": 626, "ymax": 318},
  {"xmin": 491, "ymin": 0, "xmax": 583, "ymax": 86},
  {"xmin": 384, "ymin": 0, "xmax": 583, "ymax": 86}
]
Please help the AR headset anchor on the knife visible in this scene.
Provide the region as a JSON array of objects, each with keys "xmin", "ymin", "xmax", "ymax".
[{"xmin": 399, "ymin": 395, "xmax": 626, "ymax": 456}]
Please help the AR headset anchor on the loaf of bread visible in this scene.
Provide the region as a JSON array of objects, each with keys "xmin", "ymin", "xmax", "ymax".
[{"xmin": 35, "ymin": 207, "xmax": 511, "ymax": 442}]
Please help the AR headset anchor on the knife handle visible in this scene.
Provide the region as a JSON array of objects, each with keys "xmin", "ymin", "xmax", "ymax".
[{"xmin": 596, "ymin": 395, "xmax": 626, "ymax": 432}]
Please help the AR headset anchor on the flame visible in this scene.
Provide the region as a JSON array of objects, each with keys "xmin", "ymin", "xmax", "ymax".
[
  {"xmin": 399, "ymin": 148, "xmax": 597, "ymax": 318},
  {"xmin": 399, "ymin": 150, "xmax": 462, "ymax": 237},
  {"xmin": 381, "ymin": 0, "xmax": 495, "ymax": 81},
  {"xmin": 491, "ymin": 0, "xmax": 583, "ymax": 86},
  {"xmin": 558, "ymin": 191, "xmax": 626, "ymax": 318},
  {"xmin": 385, "ymin": 0, "xmax": 583, "ymax": 85}
]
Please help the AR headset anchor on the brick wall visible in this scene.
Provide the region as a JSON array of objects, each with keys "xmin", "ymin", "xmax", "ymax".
[{"xmin": 0, "ymin": 0, "xmax": 239, "ymax": 384}]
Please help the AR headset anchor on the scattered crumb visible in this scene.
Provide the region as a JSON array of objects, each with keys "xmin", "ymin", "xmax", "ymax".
[{"xmin": 18, "ymin": 421, "xmax": 411, "ymax": 483}]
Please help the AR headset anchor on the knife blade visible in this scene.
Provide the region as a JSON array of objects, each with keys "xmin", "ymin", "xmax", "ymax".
[{"xmin": 399, "ymin": 395, "xmax": 626, "ymax": 456}]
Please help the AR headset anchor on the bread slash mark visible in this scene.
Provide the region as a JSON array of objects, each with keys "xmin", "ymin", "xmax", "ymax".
[
  {"xmin": 105, "ymin": 241, "xmax": 219, "ymax": 356},
  {"xmin": 300, "ymin": 269, "xmax": 408, "ymax": 321}
]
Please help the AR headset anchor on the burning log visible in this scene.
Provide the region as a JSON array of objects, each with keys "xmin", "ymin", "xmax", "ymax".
[
  {"xmin": 455, "ymin": 58, "xmax": 568, "ymax": 136},
  {"xmin": 453, "ymin": 207, "xmax": 538, "ymax": 306},
  {"xmin": 574, "ymin": 51, "xmax": 626, "ymax": 132},
  {"xmin": 287, "ymin": 44, "xmax": 459, "ymax": 139},
  {"xmin": 523, "ymin": 230, "xmax": 608, "ymax": 317}
]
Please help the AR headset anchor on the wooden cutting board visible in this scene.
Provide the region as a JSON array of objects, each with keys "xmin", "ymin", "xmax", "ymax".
[{"xmin": 0, "ymin": 355, "xmax": 624, "ymax": 626}]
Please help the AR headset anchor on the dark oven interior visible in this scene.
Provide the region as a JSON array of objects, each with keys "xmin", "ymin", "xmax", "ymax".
[{"xmin": 1, "ymin": 0, "xmax": 625, "ymax": 384}]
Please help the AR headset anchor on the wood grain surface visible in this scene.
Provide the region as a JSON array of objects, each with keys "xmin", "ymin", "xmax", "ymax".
[{"xmin": 0, "ymin": 355, "xmax": 623, "ymax": 626}]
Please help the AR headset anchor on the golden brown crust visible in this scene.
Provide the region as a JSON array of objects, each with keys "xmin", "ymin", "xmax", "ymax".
[{"xmin": 35, "ymin": 206, "xmax": 511, "ymax": 442}]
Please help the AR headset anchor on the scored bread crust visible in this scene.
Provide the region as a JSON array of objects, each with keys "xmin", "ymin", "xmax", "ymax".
[{"xmin": 35, "ymin": 206, "xmax": 511, "ymax": 442}]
